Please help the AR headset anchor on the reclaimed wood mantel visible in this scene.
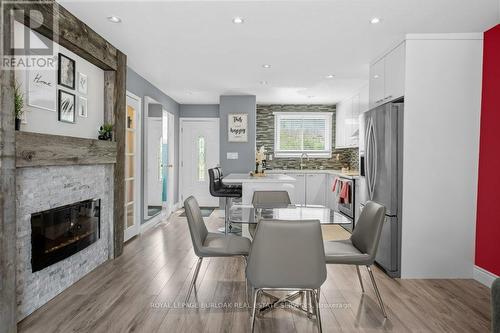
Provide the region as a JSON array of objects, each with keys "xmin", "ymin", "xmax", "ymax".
[{"xmin": 16, "ymin": 132, "xmax": 117, "ymax": 168}]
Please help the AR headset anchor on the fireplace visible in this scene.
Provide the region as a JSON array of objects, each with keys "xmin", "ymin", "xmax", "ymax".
[{"xmin": 31, "ymin": 199, "xmax": 101, "ymax": 272}]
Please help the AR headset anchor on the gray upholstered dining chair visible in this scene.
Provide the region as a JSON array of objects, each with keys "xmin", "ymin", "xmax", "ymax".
[
  {"xmin": 323, "ymin": 200, "xmax": 388, "ymax": 318},
  {"xmin": 246, "ymin": 219, "xmax": 327, "ymax": 333},
  {"xmin": 493, "ymin": 278, "xmax": 500, "ymax": 333},
  {"xmin": 249, "ymin": 191, "xmax": 291, "ymax": 238},
  {"xmin": 184, "ymin": 196, "xmax": 251, "ymax": 302}
]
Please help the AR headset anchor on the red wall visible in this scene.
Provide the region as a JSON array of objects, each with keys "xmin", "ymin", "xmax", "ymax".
[{"xmin": 475, "ymin": 24, "xmax": 500, "ymax": 276}]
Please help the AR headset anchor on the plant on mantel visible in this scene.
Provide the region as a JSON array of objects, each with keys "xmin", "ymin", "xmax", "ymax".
[
  {"xmin": 98, "ymin": 123, "xmax": 113, "ymax": 141},
  {"xmin": 14, "ymin": 81, "xmax": 24, "ymax": 131}
]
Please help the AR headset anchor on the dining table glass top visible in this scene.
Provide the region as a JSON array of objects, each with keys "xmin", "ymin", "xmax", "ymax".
[{"xmin": 228, "ymin": 204, "xmax": 352, "ymax": 225}]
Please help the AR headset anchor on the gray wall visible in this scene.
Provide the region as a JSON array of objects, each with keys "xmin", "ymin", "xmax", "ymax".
[
  {"xmin": 179, "ymin": 104, "xmax": 219, "ymax": 118},
  {"xmin": 219, "ymin": 95, "xmax": 256, "ymax": 174},
  {"xmin": 126, "ymin": 67, "xmax": 180, "ymax": 223}
]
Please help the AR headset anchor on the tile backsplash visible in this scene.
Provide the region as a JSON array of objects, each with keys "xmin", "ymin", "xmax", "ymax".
[{"xmin": 256, "ymin": 104, "xmax": 359, "ymax": 170}]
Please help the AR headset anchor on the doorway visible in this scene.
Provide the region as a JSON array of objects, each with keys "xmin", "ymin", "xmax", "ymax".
[
  {"xmin": 124, "ymin": 92, "xmax": 141, "ymax": 241},
  {"xmin": 180, "ymin": 118, "xmax": 220, "ymax": 207}
]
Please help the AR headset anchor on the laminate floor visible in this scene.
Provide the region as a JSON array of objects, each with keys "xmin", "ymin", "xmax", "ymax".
[{"xmin": 18, "ymin": 210, "xmax": 492, "ymax": 333}]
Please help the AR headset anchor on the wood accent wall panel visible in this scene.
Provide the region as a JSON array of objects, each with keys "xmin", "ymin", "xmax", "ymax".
[
  {"xmin": 110, "ymin": 51, "xmax": 127, "ymax": 258},
  {"xmin": 0, "ymin": 9, "xmax": 17, "ymax": 333},
  {"xmin": 12, "ymin": 1, "xmax": 118, "ymax": 70},
  {"xmin": 15, "ymin": 132, "xmax": 117, "ymax": 167}
]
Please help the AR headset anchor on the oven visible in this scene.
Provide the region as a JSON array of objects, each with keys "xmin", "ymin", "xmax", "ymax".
[{"xmin": 336, "ymin": 176, "xmax": 355, "ymax": 232}]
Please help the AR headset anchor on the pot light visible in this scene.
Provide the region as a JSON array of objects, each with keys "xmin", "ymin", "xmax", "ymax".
[
  {"xmin": 232, "ymin": 17, "xmax": 244, "ymax": 24},
  {"xmin": 325, "ymin": 74, "xmax": 335, "ymax": 79},
  {"xmin": 370, "ymin": 17, "xmax": 381, "ymax": 24},
  {"xmin": 262, "ymin": 64, "xmax": 272, "ymax": 69},
  {"xmin": 107, "ymin": 16, "xmax": 122, "ymax": 23},
  {"xmin": 373, "ymin": 74, "xmax": 380, "ymax": 79}
]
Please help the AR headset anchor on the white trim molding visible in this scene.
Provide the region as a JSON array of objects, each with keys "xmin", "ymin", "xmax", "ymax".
[{"xmin": 473, "ymin": 265, "xmax": 499, "ymax": 288}]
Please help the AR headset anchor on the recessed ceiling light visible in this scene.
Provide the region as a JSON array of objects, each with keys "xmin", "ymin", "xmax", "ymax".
[
  {"xmin": 370, "ymin": 17, "xmax": 381, "ymax": 24},
  {"xmin": 232, "ymin": 17, "xmax": 244, "ymax": 24},
  {"xmin": 373, "ymin": 74, "xmax": 380, "ymax": 79},
  {"xmin": 262, "ymin": 64, "xmax": 272, "ymax": 69},
  {"xmin": 260, "ymin": 80, "xmax": 268, "ymax": 85},
  {"xmin": 325, "ymin": 74, "xmax": 335, "ymax": 79},
  {"xmin": 107, "ymin": 16, "xmax": 122, "ymax": 23}
]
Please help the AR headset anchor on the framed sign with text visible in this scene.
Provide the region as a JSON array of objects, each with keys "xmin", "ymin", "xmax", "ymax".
[{"xmin": 228, "ymin": 113, "xmax": 248, "ymax": 142}]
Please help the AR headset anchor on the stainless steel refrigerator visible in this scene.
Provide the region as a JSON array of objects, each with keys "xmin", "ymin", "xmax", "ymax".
[{"xmin": 359, "ymin": 102, "xmax": 403, "ymax": 278}]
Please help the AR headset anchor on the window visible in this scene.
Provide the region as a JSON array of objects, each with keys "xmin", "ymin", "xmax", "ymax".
[
  {"xmin": 197, "ymin": 136, "xmax": 206, "ymax": 181},
  {"xmin": 274, "ymin": 112, "xmax": 332, "ymax": 158}
]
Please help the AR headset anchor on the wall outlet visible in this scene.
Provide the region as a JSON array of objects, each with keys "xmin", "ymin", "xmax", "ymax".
[{"xmin": 227, "ymin": 152, "xmax": 238, "ymax": 160}]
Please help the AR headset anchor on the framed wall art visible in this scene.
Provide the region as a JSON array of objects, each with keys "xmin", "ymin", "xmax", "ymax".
[
  {"xmin": 228, "ymin": 113, "xmax": 248, "ymax": 142},
  {"xmin": 58, "ymin": 90, "xmax": 75, "ymax": 123}
]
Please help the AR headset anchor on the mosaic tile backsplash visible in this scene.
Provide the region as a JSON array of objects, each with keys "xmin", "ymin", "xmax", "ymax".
[{"xmin": 256, "ymin": 104, "xmax": 359, "ymax": 170}]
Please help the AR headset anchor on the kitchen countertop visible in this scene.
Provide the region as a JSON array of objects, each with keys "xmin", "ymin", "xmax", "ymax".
[
  {"xmin": 223, "ymin": 173, "xmax": 297, "ymax": 183},
  {"xmin": 265, "ymin": 169, "xmax": 360, "ymax": 179}
]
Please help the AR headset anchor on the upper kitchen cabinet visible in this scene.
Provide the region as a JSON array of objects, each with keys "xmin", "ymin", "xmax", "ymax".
[
  {"xmin": 369, "ymin": 42, "xmax": 406, "ymax": 108},
  {"xmin": 335, "ymin": 84, "xmax": 368, "ymax": 148}
]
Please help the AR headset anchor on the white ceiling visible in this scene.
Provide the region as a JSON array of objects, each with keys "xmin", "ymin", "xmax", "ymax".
[{"xmin": 59, "ymin": 0, "xmax": 499, "ymax": 104}]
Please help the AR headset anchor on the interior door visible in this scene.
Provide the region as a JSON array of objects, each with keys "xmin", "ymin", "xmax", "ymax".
[
  {"xmin": 147, "ymin": 118, "xmax": 163, "ymax": 207},
  {"xmin": 124, "ymin": 93, "xmax": 141, "ymax": 241},
  {"xmin": 181, "ymin": 119, "xmax": 220, "ymax": 207}
]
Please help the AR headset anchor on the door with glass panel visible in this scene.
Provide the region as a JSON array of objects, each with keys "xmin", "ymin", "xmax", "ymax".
[
  {"xmin": 180, "ymin": 118, "xmax": 220, "ymax": 207},
  {"xmin": 124, "ymin": 92, "xmax": 141, "ymax": 241}
]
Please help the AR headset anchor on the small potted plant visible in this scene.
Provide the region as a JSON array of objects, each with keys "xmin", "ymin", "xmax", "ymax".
[
  {"xmin": 98, "ymin": 123, "xmax": 113, "ymax": 141},
  {"xmin": 14, "ymin": 82, "xmax": 24, "ymax": 131}
]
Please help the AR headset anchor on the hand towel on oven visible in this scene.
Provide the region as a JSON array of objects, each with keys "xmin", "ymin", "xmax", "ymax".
[
  {"xmin": 332, "ymin": 177, "xmax": 340, "ymax": 192},
  {"xmin": 339, "ymin": 181, "xmax": 350, "ymax": 204}
]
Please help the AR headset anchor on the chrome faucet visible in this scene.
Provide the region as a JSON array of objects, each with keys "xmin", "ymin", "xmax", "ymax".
[{"xmin": 300, "ymin": 152, "xmax": 309, "ymax": 170}]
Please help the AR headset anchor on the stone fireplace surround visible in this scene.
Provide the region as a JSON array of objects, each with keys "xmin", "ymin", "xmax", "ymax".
[{"xmin": 16, "ymin": 164, "xmax": 114, "ymax": 320}]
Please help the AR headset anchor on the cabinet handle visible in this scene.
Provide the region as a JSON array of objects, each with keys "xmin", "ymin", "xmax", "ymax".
[{"xmin": 384, "ymin": 95, "xmax": 393, "ymax": 100}]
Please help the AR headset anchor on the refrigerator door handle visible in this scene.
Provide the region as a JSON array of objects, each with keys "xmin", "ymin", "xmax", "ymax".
[
  {"xmin": 365, "ymin": 117, "xmax": 372, "ymax": 199},
  {"xmin": 371, "ymin": 119, "xmax": 378, "ymax": 199}
]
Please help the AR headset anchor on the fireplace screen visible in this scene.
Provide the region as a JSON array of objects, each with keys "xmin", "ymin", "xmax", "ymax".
[{"xmin": 31, "ymin": 199, "xmax": 100, "ymax": 272}]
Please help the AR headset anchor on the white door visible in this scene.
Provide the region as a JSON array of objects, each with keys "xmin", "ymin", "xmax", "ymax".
[
  {"xmin": 124, "ymin": 92, "xmax": 141, "ymax": 241},
  {"xmin": 147, "ymin": 117, "xmax": 163, "ymax": 207},
  {"xmin": 180, "ymin": 118, "xmax": 220, "ymax": 207}
]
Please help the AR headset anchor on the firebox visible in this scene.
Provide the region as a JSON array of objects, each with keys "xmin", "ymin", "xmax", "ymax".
[{"xmin": 31, "ymin": 199, "xmax": 101, "ymax": 272}]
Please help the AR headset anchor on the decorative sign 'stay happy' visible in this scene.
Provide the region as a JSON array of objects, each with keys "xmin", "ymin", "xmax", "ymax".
[{"xmin": 228, "ymin": 113, "xmax": 248, "ymax": 142}]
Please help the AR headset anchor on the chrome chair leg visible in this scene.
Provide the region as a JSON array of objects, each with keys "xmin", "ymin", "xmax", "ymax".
[
  {"xmin": 224, "ymin": 197, "xmax": 230, "ymax": 235},
  {"xmin": 185, "ymin": 257, "xmax": 203, "ymax": 303},
  {"xmin": 356, "ymin": 265, "xmax": 365, "ymax": 293},
  {"xmin": 313, "ymin": 289, "xmax": 323, "ymax": 333},
  {"xmin": 306, "ymin": 290, "xmax": 312, "ymax": 318},
  {"xmin": 366, "ymin": 265, "xmax": 387, "ymax": 318},
  {"xmin": 250, "ymin": 288, "xmax": 260, "ymax": 333}
]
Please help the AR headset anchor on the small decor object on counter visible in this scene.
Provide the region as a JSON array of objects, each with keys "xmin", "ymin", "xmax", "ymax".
[
  {"xmin": 98, "ymin": 124, "xmax": 113, "ymax": 141},
  {"xmin": 78, "ymin": 96, "xmax": 88, "ymax": 118},
  {"xmin": 27, "ymin": 67, "xmax": 57, "ymax": 111},
  {"xmin": 228, "ymin": 113, "xmax": 248, "ymax": 142},
  {"xmin": 77, "ymin": 72, "xmax": 88, "ymax": 94},
  {"xmin": 58, "ymin": 90, "xmax": 75, "ymax": 123},
  {"xmin": 58, "ymin": 53, "xmax": 75, "ymax": 89},
  {"xmin": 255, "ymin": 146, "xmax": 266, "ymax": 174},
  {"xmin": 14, "ymin": 81, "xmax": 25, "ymax": 130}
]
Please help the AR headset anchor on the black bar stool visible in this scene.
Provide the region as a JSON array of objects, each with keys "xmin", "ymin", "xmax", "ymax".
[{"xmin": 208, "ymin": 168, "xmax": 242, "ymax": 234}]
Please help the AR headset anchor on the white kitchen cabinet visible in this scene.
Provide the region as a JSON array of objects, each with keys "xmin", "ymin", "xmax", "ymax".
[
  {"xmin": 335, "ymin": 84, "xmax": 367, "ymax": 148},
  {"xmin": 286, "ymin": 173, "xmax": 306, "ymax": 204},
  {"xmin": 306, "ymin": 174, "xmax": 326, "ymax": 206},
  {"xmin": 369, "ymin": 58, "xmax": 385, "ymax": 107},
  {"xmin": 369, "ymin": 42, "xmax": 405, "ymax": 109},
  {"xmin": 384, "ymin": 43, "xmax": 406, "ymax": 102}
]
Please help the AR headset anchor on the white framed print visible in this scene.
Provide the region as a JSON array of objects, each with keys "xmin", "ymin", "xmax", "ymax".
[
  {"xmin": 228, "ymin": 113, "xmax": 248, "ymax": 142},
  {"xmin": 78, "ymin": 72, "xmax": 88, "ymax": 94},
  {"xmin": 27, "ymin": 69, "xmax": 57, "ymax": 111},
  {"xmin": 78, "ymin": 96, "xmax": 88, "ymax": 118}
]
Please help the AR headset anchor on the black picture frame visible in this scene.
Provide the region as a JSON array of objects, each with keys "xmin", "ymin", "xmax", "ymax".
[
  {"xmin": 58, "ymin": 90, "xmax": 76, "ymax": 123},
  {"xmin": 58, "ymin": 53, "xmax": 75, "ymax": 90}
]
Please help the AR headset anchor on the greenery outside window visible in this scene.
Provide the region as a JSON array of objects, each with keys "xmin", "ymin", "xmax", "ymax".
[{"xmin": 274, "ymin": 112, "xmax": 332, "ymax": 158}]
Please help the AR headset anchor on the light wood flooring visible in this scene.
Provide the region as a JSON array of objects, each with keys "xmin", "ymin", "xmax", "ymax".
[{"xmin": 18, "ymin": 210, "xmax": 492, "ymax": 333}]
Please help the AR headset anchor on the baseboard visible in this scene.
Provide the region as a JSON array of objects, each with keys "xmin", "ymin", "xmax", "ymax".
[{"xmin": 473, "ymin": 265, "xmax": 498, "ymax": 288}]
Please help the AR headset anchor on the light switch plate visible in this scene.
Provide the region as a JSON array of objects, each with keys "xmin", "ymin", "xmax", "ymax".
[{"xmin": 227, "ymin": 152, "xmax": 238, "ymax": 160}]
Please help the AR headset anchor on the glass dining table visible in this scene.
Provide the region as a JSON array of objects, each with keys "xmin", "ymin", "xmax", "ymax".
[{"xmin": 228, "ymin": 204, "xmax": 352, "ymax": 226}]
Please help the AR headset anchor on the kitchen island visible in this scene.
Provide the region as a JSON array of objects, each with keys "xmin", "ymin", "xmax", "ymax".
[{"xmin": 222, "ymin": 173, "xmax": 296, "ymax": 204}]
